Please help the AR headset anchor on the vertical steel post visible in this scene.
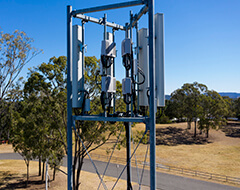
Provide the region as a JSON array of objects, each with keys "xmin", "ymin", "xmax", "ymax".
[
  {"xmin": 67, "ymin": 5, "xmax": 73, "ymax": 190},
  {"xmin": 112, "ymin": 29, "xmax": 116, "ymax": 113},
  {"xmin": 135, "ymin": 21, "xmax": 140, "ymax": 112},
  {"xmin": 82, "ymin": 21, "xmax": 85, "ymax": 95},
  {"xmin": 125, "ymin": 24, "xmax": 132, "ymax": 190},
  {"xmin": 104, "ymin": 14, "xmax": 107, "ymax": 40},
  {"xmin": 148, "ymin": 0, "xmax": 156, "ymax": 189},
  {"xmin": 103, "ymin": 13, "xmax": 107, "ymax": 118}
]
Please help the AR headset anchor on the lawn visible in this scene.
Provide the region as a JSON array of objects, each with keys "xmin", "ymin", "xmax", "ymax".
[
  {"xmin": 91, "ymin": 122, "xmax": 240, "ymax": 178},
  {"xmin": 0, "ymin": 160, "xmax": 138, "ymax": 189},
  {"xmin": 0, "ymin": 121, "xmax": 239, "ymax": 189}
]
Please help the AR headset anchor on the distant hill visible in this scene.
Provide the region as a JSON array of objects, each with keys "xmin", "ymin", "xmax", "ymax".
[
  {"xmin": 165, "ymin": 92, "xmax": 240, "ymax": 100},
  {"xmin": 165, "ymin": 95, "xmax": 171, "ymax": 100},
  {"xmin": 218, "ymin": 92, "xmax": 240, "ymax": 99}
]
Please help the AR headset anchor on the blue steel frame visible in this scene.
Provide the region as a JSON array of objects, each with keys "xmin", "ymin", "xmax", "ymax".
[{"xmin": 67, "ymin": 0, "xmax": 156, "ymax": 189}]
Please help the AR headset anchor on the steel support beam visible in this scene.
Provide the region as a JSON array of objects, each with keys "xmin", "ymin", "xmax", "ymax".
[
  {"xmin": 67, "ymin": 5, "xmax": 73, "ymax": 190},
  {"xmin": 126, "ymin": 5, "xmax": 148, "ymax": 29},
  {"xmin": 72, "ymin": 0, "xmax": 144, "ymax": 15},
  {"xmin": 75, "ymin": 14, "xmax": 125, "ymax": 30},
  {"xmin": 148, "ymin": 0, "xmax": 156, "ymax": 189},
  {"xmin": 73, "ymin": 115, "xmax": 148, "ymax": 123}
]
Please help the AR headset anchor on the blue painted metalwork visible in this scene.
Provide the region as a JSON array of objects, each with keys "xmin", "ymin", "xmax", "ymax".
[
  {"xmin": 67, "ymin": 1, "xmax": 159, "ymax": 189},
  {"xmin": 74, "ymin": 14, "xmax": 125, "ymax": 30},
  {"xmin": 126, "ymin": 5, "xmax": 148, "ymax": 29},
  {"xmin": 72, "ymin": 0, "xmax": 144, "ymax": 15},
  {"xmin": 148, "ymin": 0, "xmax": 156, "ymax": 189},
  {"xmin": 73, "ymin": 115, "xmax": 148, "ymax": 123},
  {"xmin": 67, "ymin": 5, "xmax": 73, "ymax": 190}
]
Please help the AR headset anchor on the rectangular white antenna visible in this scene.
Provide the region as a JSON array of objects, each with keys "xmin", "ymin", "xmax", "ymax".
[
  {"xmin": 106, "ymin": 32, "xmax": 114, "ymax": 76},
  {"xmin": 155, "ymin": 13, "xmax": 165, "ymax": 107},
  {"xmin": 138, "ymin": 28, "xmax": 149, "ymax": 106},
  {"xmin": 72, "ymin": 25, "xmax": 83, "ymax": 108}
]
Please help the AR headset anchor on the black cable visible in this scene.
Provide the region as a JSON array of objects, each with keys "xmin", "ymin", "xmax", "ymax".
[
  {"xmin": 100, "ymin": 91, "xmax": 106, "ymax": 112},
  {"xmin": 133, "ymin": 67, "xmax": 145, "ymax": 85},
  {"xmin": 124, "ymin": 94, "xmax": 131, "ymax": 105},
  {"xmin": 122, "ymin": 54, "xmax": 131, "ymax": 71},
  {"xmin": 101, "ymin": 56, "xmax": 113, "ymax": 69}
]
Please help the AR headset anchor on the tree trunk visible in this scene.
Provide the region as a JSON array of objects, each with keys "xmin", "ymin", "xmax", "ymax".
[
  {"xmin": 26, "ymin": 161, "xmax": 29, "ymax": 187},
  {"xmin": 38, "ymin": 157, "xmax": 41, "ymax": 176},
  {"xmin": 199, "ymin": 129, "xmax": 202, "ymax": 135},
  {"xmin": 194, "ymin": 120, "xmax": 197, "ymax": 137},
  {"xmin": 53, "ymin": 166, "xmax": 56, "ymax": 181},
  {"xmin": 206, "ymin": 128, "xmax": 209, "ymax": 138},
  {"xmin": 42, "ymin": 162, "xmax": 45, "ymax": 181},
  {"xmin": 187, "ymin": 121, "xmax": 191, "ymax": 129}
]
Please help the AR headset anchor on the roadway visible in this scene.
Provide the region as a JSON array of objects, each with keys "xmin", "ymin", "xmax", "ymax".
[{"xmin": 1, "ymin": 153, "xmax": 239, "ymax": 190}]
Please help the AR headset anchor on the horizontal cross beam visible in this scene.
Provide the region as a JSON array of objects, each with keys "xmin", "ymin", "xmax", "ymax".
[
  {"xmin": 72, "ymin": 0, "xmax": 145, "ymax": 15},
  {"xmin": 74, "ymin": 14, "xmax": 125, "ymax": 30},
  {"xmin": 73, "ymin": 115, "xmax": 148, "ymax": 123}
]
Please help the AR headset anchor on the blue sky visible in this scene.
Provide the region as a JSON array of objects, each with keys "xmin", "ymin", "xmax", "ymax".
[{"xmin": 1, "ymin": 0, "xmax": 240, "ymax": 94}]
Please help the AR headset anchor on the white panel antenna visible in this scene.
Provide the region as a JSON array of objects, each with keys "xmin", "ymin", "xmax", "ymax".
[
  {"xmin": 138, "ymin": 28, "xmax": 149, "ymax": 106},
  {"xmin": 155, "ymin": 13, "xmax": 165, "ymax": 107},
  {"xmin": 106, "ymin": 32, "xmax": 114, "ymax": 76},
  {"xmin": 72, "ymin": 25, "xmax": 83, "ymax": 108}
]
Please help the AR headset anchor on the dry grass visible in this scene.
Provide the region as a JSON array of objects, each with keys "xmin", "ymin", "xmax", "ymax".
[
  {"xmin": 1, "ymin": 122, "xmax": 239, "ymax": 188},
  {"xmin": 91, "ymin": 122, "xmax": 240, "ymax": 178},
  {"xmin": 0, "ymin": 144, "xmax": 14, "ymax": 154},
  {"xmin": 0, "ymin": 160, "xmax": 138, "ymax": 190}
]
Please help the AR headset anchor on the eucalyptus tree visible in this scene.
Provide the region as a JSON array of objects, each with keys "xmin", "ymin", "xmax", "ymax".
[
  {"xmin": 23, "ymin": 56, "xmax": 67, "ymax": 179},
  {"xmin": 198, "ymin": 90, "xmax": 228, "ymax": 138},
  {"xmin": 0, "ymin": 29, "xmax": 41, "ymax": 140},
  {"xmin": 171, "ymin": 82, "xmax": 208, "ymax": 137},
  {"xmin": 11, "ymin": 97, "xmax": 41, "ymax": 186}
]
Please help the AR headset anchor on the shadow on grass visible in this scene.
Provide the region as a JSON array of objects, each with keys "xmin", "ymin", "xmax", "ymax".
[
  {"xmin": 155, "ymin": 127, "xmax": 209, "ymax": 146},
  {"xmin": 0, "ymin": 171, "xmax": 45, "ymax": 190},
  {"xmin": 222, "ymin": 125, "xmax": 240, "ymax": 138},
  {"xmin": 0, "ymin": 180, "xmax": 44, "ymax": 190}
]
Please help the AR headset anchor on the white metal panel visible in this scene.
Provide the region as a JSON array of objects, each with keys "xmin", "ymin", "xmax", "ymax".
[
  {"xmin": 101, "ymin": 40, "xmax": 116, "ymax": 57},
  {"xmin": 138, "ymin": 28, "xmax": 149, "ymax": 106},
  {"xmin": 101, "ymin": 76, "xmax": 116, "ymax": 93},
  {"xmin": 155, "ymin": 13, "xmax": 165, "ymax": 107},
  {"xmin": 72, "ymin": 25, "xmax": 83, "ymax": 108},
  {"xmin": 122, "ymin": 78, "xmax": 132, "ymax": 94},
  {"xmin": 106, "ymin": 32, "xmax": 114, "ymax": 77},
  {"xmin": 121, "ymin": 38, "xmax": 132, "ymax": 57}
]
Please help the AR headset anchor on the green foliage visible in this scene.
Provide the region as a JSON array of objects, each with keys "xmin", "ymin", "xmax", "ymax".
[
  {"xmin": 156, "ymin": 107, "xmax": 171, "ymax": 124},
  {"xmin": 134, "ymin": 130, "xmax": 148, "ymax": 144},
  {"xmin": 170, "ymin": 82, "xmax": 208, "ymax": 123},
  {"xmin": 0, "ymin": 29, "xmax": 42, "ymax": 100},
  {"xmin": 0, "ymin": 29, "xmax": 41, "ymax": 141},
  {"xmin": 198, "ymin": 90, "xmax": 228, "ymax": 137},
  {"xmin": 168, "ymin": 82, "xmax": 229, "ymax": 138},
  {"xmin": 234, "ymin": 97, "xmax": 240, "ymax": 119},
  {"xmin": 11, "ymin": 56, "xmax": 67, "ymax": 183}
]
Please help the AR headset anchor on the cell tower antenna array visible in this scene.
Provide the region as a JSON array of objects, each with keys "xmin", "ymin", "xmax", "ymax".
[{"xmin": 66, "ymin": 0, "xmax": 164, "ymax": 189}]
